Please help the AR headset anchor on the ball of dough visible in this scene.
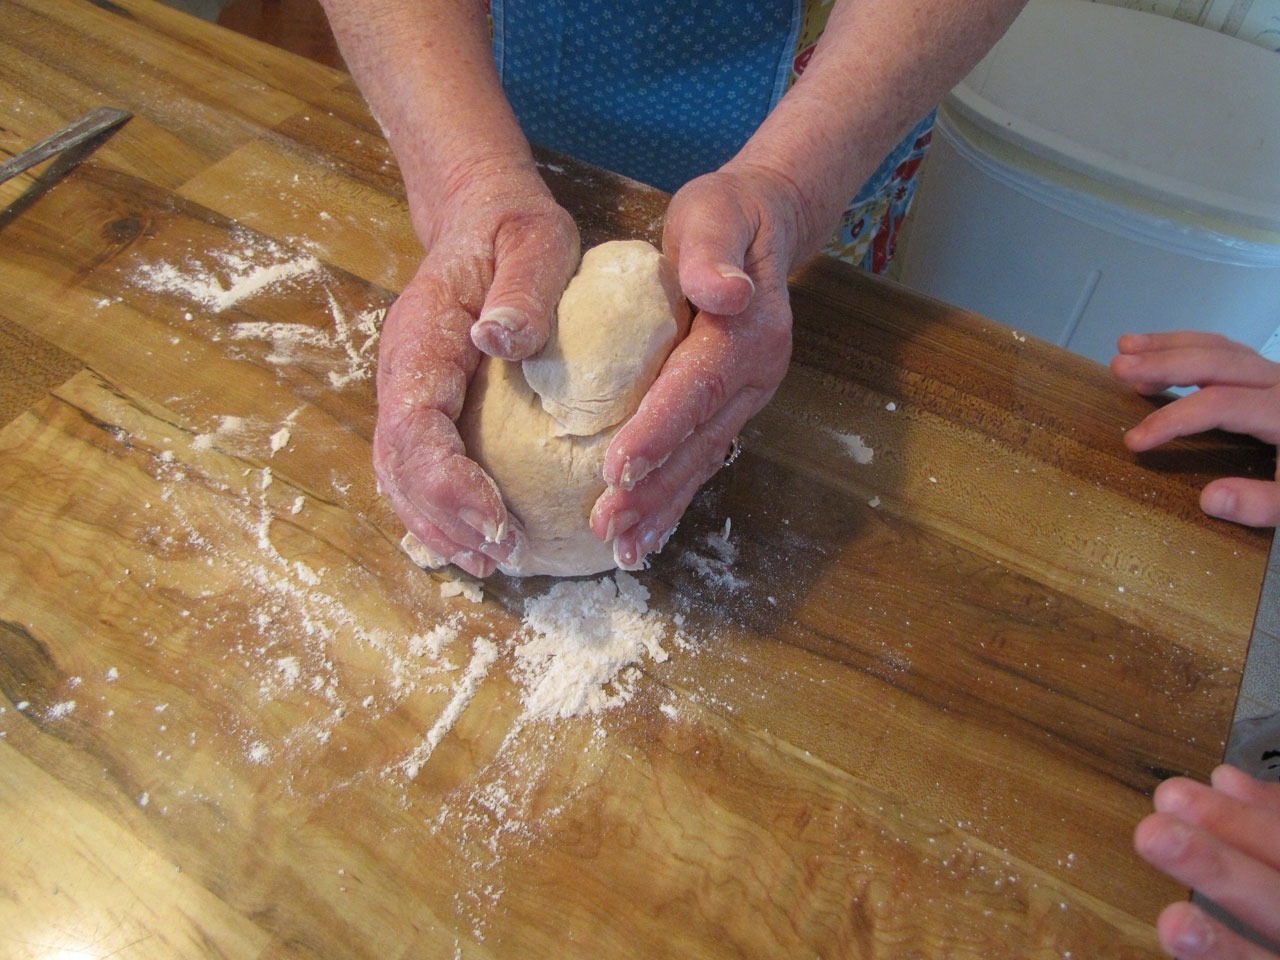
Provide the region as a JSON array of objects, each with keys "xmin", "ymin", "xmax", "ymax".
[
  {"xmin": 523, "ymin": 239, "xmax": 689, "ymax": 437},
  {"xmin": 458, "ymin": 239, "xmax": 691, "ymax": 577}
]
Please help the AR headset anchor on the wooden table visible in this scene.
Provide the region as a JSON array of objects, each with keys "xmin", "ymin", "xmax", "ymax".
[{"xmin": 1, "ymin": 1, "xmax": 1273, "ymax": 956}]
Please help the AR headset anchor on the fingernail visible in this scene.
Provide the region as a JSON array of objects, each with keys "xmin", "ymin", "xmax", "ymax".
[
  {"xmin": 1152, "ymin": 819, "xmax": 1193, "ymax": 861},
  {"xmin": 459, "ymin": 507, "xmax": 504, "ymax": 544},
  {"xmin": 1171, "ymin": 908, "xmax": 1215, "ymax": 956},
  {"xmin": 481, "ymin": 535, "xmax": 521, "ymax": 568},
  {"xmin": 619, "ymin": 457, "xmax": 650, "ymax": 491},
  {"xmin": 478, "ymin": 533, "xmax": 516, "ymax": 562},
  {"xmin": 451, "ymin": 549, "xmax": 495, "ymax": 580},
  {"xmin": 1153, "ymin": 781, "xmax": 1191, "ymax": 816},
  {"xmin": 1201, "ymin": 487, "xmax": 1237, "ymax": 520},
  {"xmin": 476, "ymin": 306, "xmax": 525, "ymax": 332},
  {"xmin": 472, "ymin": 308, "xmax": 527, "ymax": 356},
  {"xmin": 400, "ymin": 532, "xmax": 447, "ymax": 570},
  {"xmin": 717, "ymin": 263, "xmax": 754, "ymax": 293},
  {"xmin": 657, "ymin": 524, "xmax": 678, "ymax": 551},
  {"xmin": 1210, "ymin": 764, "xmax": 1256, "ymax": 799},
  {"xmin": 603, "ymin": 508, "xmax": 640, "ymax": 542},
  {"xmin": 614, "ymin": 526, "xmax": 662, "ymax": 571},
  {"xmin": 613, "ymin": 539, "xmax": 638, "ymax": 570}
]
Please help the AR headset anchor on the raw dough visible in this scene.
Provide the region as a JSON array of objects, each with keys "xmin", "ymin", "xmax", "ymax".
[
  {"xmin": 524, "ymin": 240, "xmax": 688, "ymax": 436},
  {"xmin": 458, "ymin": 240, "xmax": 690, "ymax": 577}
]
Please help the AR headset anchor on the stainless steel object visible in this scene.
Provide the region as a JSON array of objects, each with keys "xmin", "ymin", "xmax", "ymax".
[{"xmin": 0, "ymin": 106, "xmax": 131, "ymax": 186}]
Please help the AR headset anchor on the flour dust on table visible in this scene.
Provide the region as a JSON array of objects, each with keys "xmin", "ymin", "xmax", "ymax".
[{"xmin": 129, "ymin": 225, "xmax": 384, "ymax": 391}]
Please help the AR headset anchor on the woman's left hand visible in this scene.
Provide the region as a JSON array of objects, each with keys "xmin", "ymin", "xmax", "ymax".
[{"xmin": 590, "ymin": 164, "xmax": 806, "ymax": 567}]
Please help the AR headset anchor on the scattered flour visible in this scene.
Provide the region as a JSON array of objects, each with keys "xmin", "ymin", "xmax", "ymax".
[
  {"xmin": 135, "ymin": 255, "xmax": 321, "ymax": 313},
  {"xmin": 829, "ymin": 428, "xmax": 875, "ymax": 465},
  {"xmin": 55, "ymin": 403, "xmax": 730, "ymax": 937},
  {"xmin": 275, "ymin": 656, "xmax": 302, "ymax": 688},
  {"xmin": 400, "ymin": 637, "xmax": 500, "ymax": 779},
  {"xmin": 192, "ymin": 407, "xmax": 304, "ymax": 462},
  {"xmin": 45, "ymin": 700, "xmax": 76, "ymax": 720},
  {"xmin": 409, "ymin": 616, "xmax": 464, "ymax": 659},
  {"xmin": 130, "ymin": 228, "xmax": 383, "ymax": 390},
  {"xmin": 679, "ymin": 518, "xmax": 745, "ymax": 592},
  {"xmin": 321, "ymin": 289, "xmax": 384, "ymax": 389},
  {"xmin": 440, "ymin": 579, "xmax": 484, "ymax": 603},
  {"xmin": 269, "ymin": 426, "xmax": 292, "ymax": 454},
  {"xmin": 226, "ymin": 310, "xmax": 384, "ymax": 390},
  {"xmin": 246, "ymin": 741, "xmax": 272, "ymax": 765}
]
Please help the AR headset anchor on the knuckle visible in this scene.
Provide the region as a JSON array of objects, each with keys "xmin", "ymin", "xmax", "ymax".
[{"xmin": 693, "ymin": 370, "xmax": 731, "ymax": 421}]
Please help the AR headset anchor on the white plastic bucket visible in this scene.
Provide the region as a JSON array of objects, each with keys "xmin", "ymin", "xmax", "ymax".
[{"xmin": 895, "ymin": 0, "xmax": 1280, "ymax": 365}]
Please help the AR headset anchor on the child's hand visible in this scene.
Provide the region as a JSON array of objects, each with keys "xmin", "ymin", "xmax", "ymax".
[
  {"xmin": 1134, "ymin": 765, "xmax": 1280, "ymax": 957},
  {"xmin": 1111, "ymin": 332, "xmax": 1280, "ymax": 526}
]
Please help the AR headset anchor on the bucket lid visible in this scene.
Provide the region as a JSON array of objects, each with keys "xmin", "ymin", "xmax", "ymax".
[{"xmin": 948, "ymin": 0, "xmax": 1280, "ymax": 234}]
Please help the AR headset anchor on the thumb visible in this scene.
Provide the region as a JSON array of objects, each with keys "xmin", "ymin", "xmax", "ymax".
[
  {"xmin": 664, "ymin": 180, "xmax": 756, "ymax": 317},
  {"xmin": 1201, "ymin": 476, "xmax": 1280, "ymax": 528},
  {"xmin": 472, "ymin": 220, "xmax": 581, "ymax": 360}
]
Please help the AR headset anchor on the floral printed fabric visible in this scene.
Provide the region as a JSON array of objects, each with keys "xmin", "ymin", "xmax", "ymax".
[
  {"xmin": 825, "ymin": 114, "xmax": 936, "ymax": 273},
  {"xmin": 491, "ymin": 0, "xmax": 934, "ymax": 273}
]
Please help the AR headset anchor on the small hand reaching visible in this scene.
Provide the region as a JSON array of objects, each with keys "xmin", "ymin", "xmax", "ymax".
[
  {"xmin": 1134, "ymin": 765, "xmax": 1280, "ymax": 959},
  {"xmin": 1111, "ymin": 331, "xmax": 1280, "ymax": 527}
]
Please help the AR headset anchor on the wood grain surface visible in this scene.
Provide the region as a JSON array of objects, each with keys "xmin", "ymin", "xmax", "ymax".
[
  {"xmin": 0, "ymin": 1, "xmax": 1273, "ymax": 957},
  {"xmin": 219, "ymin": 0, "xmax": 346, "ymax": 71}
]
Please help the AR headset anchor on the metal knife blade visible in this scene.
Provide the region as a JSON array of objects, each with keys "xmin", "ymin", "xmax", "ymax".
[{"xmin": 0, "ymin": 106, "xmax": 132, "ymax": 186}]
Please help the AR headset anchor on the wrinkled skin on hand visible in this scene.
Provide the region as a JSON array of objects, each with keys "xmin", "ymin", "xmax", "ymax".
[
  {"xmin": 374, "ymin": 170, "xmax": 579, "ymax": 577},
  {"xmin": 380, "ymin": 162, "xmax": 812, "ymax": 576},
  {"xmin": 1134, "ymin": 766, "xmax": 1280, "ymax": 959},
  {"xmin": 1111, "ymin": 331, "xmax": 1280, "ymax": 527},
  {"xmin": 591, "ymin": 165, "xmax": 808, "ymax": 568}
]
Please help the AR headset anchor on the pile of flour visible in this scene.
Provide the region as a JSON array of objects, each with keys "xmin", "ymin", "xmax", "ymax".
[
  {"xmin": 393, "ymin": 570, "xmax": 685, "ymax": 779},
  {"xmin": 513, "ymin": 572, "xmax": 677, "ymax": 721}
]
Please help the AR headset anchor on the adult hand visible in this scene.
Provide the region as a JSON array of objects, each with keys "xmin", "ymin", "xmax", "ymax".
[
  {"xmin": 1134, "ymin": 765, "xmax": 1280, "ymax": 958},
  {"xmin": 375, "ymin": 164, "xmax": 579, "ymax": 577},
  {"xmin": 1111, "ymin": 331, "xmax": 1280, "ymax": 527},
  {"xmin": 591, "ymin": 164, "xmax": 804, "ymax": 568}
]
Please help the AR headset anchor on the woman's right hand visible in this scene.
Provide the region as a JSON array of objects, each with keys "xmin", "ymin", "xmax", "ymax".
[{"xmin": 374, "ymin": 161, "xmax": 580, "ymax": 577}]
